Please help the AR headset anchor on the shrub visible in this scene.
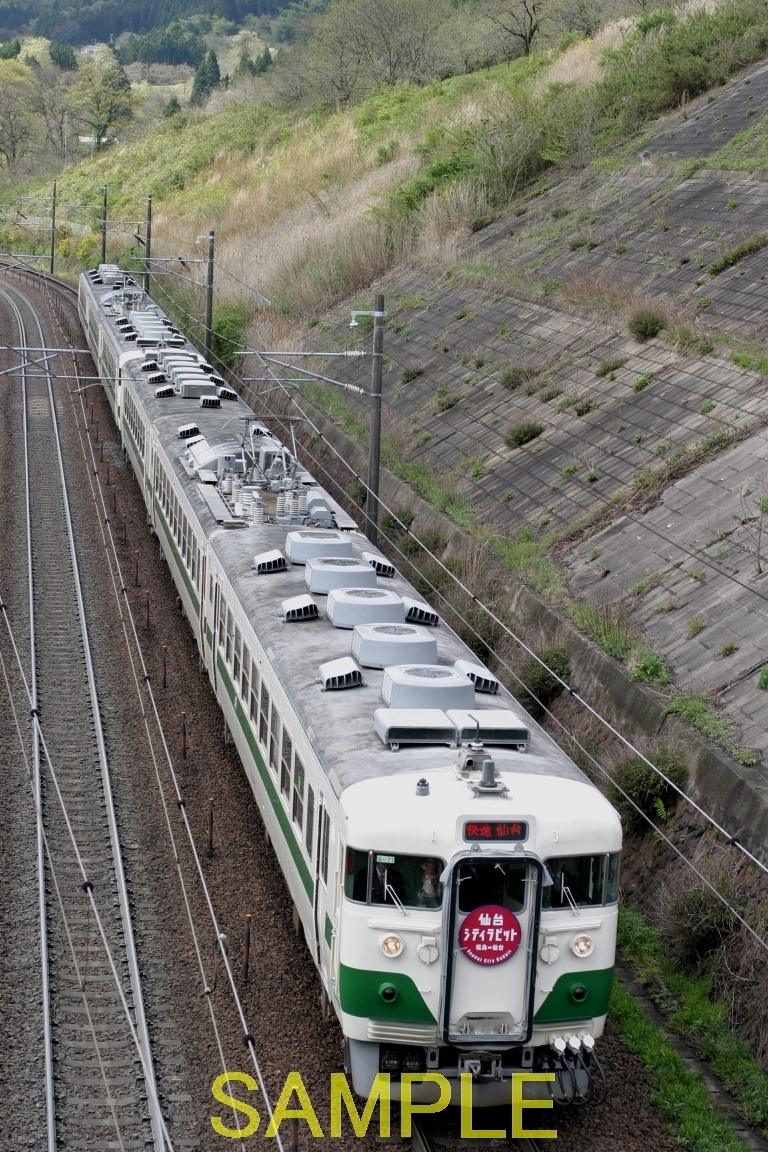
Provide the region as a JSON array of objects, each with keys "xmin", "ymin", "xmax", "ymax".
[
  {"xmin": 551, "ymin": 206, "xmax": 570, "ymax": 219},
  {"xmin": 700, "ymin": 400, "xmax": 715, "ymax": 414},
  {"xmin": 574, "ymin": 400, "xmax": 594, "ymax": 416},
  {"xmin": 686, "ymin": 616, "xmax": 705, "ymax": 637},
  {"xmin": 609, "ymin": 746, "xmax": 689, "ymax": 830},
  {"xmin": 514, "ymin": 645, "xmax": 571, "ymax": 718},
  {"xmin": 500, "ymin": 364, "xmax": 534, "ymax": 390},
  {"xmin": 503, "ymin": 421, "xmax": 543, "ymax": 448},
  {"xmin": 434, "ymin": 386, "xmax": 459, "ymax": 412},
  {"xmin": 629, "ymin": 309, "xmax": 665, "ymax": 341},
  {"xmin": 720, "ymin": 641, "xmax": 738, "ymax": 657},
  {"xmin": 709, "ymin": 234, "xmax": 767, "ymax": 276},
  {"xmin": 634, "ymin": 372, "xmax": 653, "ymax": 392},
  {"xmin": 540, "ymin": 385, "xmax": 561, "ymax": 402},
  {"xmin": 470, "ymin": 214, "xmax": 495, "ymax": 232},
  {"xmin": 596, "ymin": 357, "xmax": 624, "ymax": 377},
  {"xmin": 696, "ymin": 297, "xmax": 712, "ymax": 309},
  {"xmin": 401, "ymin": 366, "xmax": 424, "ymax": 383},
  {"xmin": 210, "ymin": 301, "xmax": 253, "ymax": 366}
]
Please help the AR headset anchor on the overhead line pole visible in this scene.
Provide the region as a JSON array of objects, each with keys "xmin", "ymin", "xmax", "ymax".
[
  {"xmin": 144, "ymin": 195, "xmax": 152, "ymax": 293},
  {"xmin": 49, "ymin": 181, "xmax": 56, "ymax": 274},
  {"xmin": 204, "ymin": 229, "xmax": 214, "ymax": 361},
  {"xmin": 100, "ymin": 185, "xmax": 107, "ymax": 265},
  {"xmin": 365, "ymin": 292, "xmax": 384, "ymax": 547}
]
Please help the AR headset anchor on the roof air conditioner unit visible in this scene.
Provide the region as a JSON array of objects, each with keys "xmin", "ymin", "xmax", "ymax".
[
  {"xmin": 180, "ymin": 382, "xmax": 217, "ymax": 399},
  {"xmin": 362, "ymin": 551, "xmax": 396, "ymax": 578},
  {"xmin": 382, "ymin": 665, "xmax": 474, "ymax": 710},
  {"xmin": 402, "ymin": 597, "xmax": 439, "ymax": 626},
  {"xmin": 148, "ymin": 372, "xmax": 166, "ymax": 385},
  {"xmin": 319, "ymin": 656, "xmax": 363, "ymax": 690},
  {"xmin": 304, "ymin": 556, "xmax": 377, "ymax": 594},
  {"xmin": 154, "ymin": 385, "xmax": 174, "ymax": 398},
  {"xmin": 252, "ymin": 549, "xmax": 288, "ymax": 574},
  {"xmin": 446, "ymin": 709, "xmax": 530, "ymax": 748},
  {"xmin": 454, "ymin": 659, "xmax": 500, "ymax": 695},
  {"xmin": 285, "ymin": 529, "xmax": 353, "ymax": 564},
  {"xmin": 177, "ymin": 422, "xmax": 200, "ymax": 439},
  {"xmin": 352, "ymin": 624, "xmax": 437, "ymax": 669},
  {"xmin": 123, "ymin": 331, "xmax": 137, "ymax": 341},
  {"xmin": 199, "ymin": 395, "xmax": 221, "ymax": 408},
  {"xmin": 141, "ymin": 360, "xmax": 159, "ymax": 372},
  {"xmin": 326, "ymin": 587, "xmax": 404, "ymax": 629},
  {"xmin": 281, "ymin": 594, "xmax": 319, "ymax": 622},
  {"xmin": 217, "ymin": 386, "xmax": 238, "ymax": 401},
  {"xmin": 374, "ymin": 708, "xmax": 456, "ymax": 750},
  {"xmin": 183, "ymin": 434, "xmax": 205, "ymax": 450}
]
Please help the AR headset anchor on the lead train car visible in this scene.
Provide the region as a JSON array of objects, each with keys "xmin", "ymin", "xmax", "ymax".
[{"xmin": 79, "ymin": 267, "xmax": 621, "ymax": 1107}]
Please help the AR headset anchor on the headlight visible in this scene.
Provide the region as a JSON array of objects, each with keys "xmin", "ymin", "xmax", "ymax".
[
  {"xmin": 571, "ymin": 934, "xmax": 594, "ymax": 957},
  {"xmin": 380, "ymin": 934, "xmax": 403, "ymax": 957}
]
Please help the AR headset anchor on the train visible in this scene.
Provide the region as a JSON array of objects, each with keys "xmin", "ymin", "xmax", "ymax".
[{"xmin": 78, "ymin": 263, "xmax": 621, "ymax": 1109}]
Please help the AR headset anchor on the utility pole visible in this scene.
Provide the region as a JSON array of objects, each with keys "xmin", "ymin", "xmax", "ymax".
[
  {"xmin": 144, "ymin": 195, "xmax": 152, "ymax": 293},
  {"xmin": 100, "ymin": 185, "xmax": 107, "ymax": 265},
  {"xmin": 365, "ymin": 292, "xmax": 385, "ymax": 547},
  {"xmin": 63, "ymin": 110, "xmax": 68, "ymax": 160},
  {"xmin": 49, "ymin": 180, "xmax": 56, "ymax": 274},
  {"xmin": 204, "ymin": 230, "xmax": 214, "ymax": 362}
]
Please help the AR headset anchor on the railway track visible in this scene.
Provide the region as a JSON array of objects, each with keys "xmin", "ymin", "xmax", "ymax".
[
  {"xmin": 0, "ymin": 280, "xmax": 166, "ymax": 1150},
  {"xmin": 410, "ymin": 1118, "xmax": 541, "ymax": 1152}
]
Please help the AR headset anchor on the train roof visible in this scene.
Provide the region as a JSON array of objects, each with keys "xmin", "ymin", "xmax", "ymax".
[{"xmin": 82, "ymin": 271, "xmax": 593, "ymax": 799}]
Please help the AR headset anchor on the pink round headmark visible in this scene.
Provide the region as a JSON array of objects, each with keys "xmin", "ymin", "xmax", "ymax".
[{"xmin": 459, "ymin": 904, "xmax": 522, "ymax": 965}]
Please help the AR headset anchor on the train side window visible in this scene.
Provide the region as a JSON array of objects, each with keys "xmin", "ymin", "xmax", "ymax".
[
  {"xmin": 269, "ymin": 706, "xmax": 280, "ymax": 774},
  {"xmin": 280, "ymin": 730, "xmax": 292, "ymax": 798},
  {"xmin": 233, "ymin": 626, "xmax": 242, "ymax": 684},
  {"xmin": 305, "ymin": 784, "xmax": 314, "ymax": 859},
  {"xmin": 225, "ymin": 609, "xmax": 234, "ymax": 664},
  {"xmin": 209, "ymin": 571, "xmax": 214, "ymax": 604},
  {"xmin": 241, "ymin": 644, "xmax": 250, "ymax": 700},
  {"xmin": 320, "ymin": 810, "xmax": 330, "ymax": 886},
  {"xmin": 181, "ymin": 516, "xmax": 188, "ymax": 563},
  {"xmin": 218, "ymin": 594, "xmax": 226, "ymax": 647},
  {"xmin": 250, "ymin": 661, "xmax": 259, "ymax": 723},
  {"xmin": 259, "ymin": 683, "xmax": 269, "ymax": 747},
  {"xmin": 542, "ymin": 854, "xmax": 620, "ymax": 909},
  {"xmin": 292, "ymin": 755, "xmax": 304, "ymax": 830}
]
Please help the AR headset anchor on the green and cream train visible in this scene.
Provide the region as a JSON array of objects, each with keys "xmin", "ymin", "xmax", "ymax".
[{"xmin": 79, "ymin": 265, "xmax": 621, "ymax": 1107}]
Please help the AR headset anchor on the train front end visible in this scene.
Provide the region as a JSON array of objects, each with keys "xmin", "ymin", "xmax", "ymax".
[{"xmin": 338, "ymin": 745, "xmax": 621, "ymax": 1107}]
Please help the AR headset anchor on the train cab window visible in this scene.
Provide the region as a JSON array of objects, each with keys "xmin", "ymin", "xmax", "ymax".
[
  {"xmin": 345, "ymin": 850, "xmax": 444, "ymax": 909},
  {"xmin": 250, "ymin": 662, "xmax": 259, "ymax": 724},
  {"xmin": 259, "ymin": 684, "xmax": 269, "ymax": 746},
  {"xmin": 542, "ymin": 853, "xmax": 621, "ymax": 910},
  {"xmin": 457, "ymin": 859, "xmax": 527, "ymax": 914},
  {"xmin": 233, "ymin": 627, "xmax": 242, "ymax": 684},
  {"xmin": 269, "ymin": 706, "xmax": 280, "ymax": 773},
  {"xmin": 225, "ymin": 609, "xmax": 234, "ymax": 665},
  {"xmin": 280, "ymin": 730, "xmax": 292, "ymax": 798},
  {"xmin": 292, "ymin": 755, "xmax": 305, "ymax": 829},
  {"xmin": 305, "ymin": 785, "xmax": 314, "ymax": 858},
  {"xmin": 241, "ymin": 644, "xmax": 250, "ymax": 700}
]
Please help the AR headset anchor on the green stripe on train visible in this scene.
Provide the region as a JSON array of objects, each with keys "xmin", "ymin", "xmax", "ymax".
[
  {"xmin": 533, "ymin": 967, "xmax": 614, "ymax": 1023},
  {"xmin": 339, "ymin": 964, "xmax": 435, "ymax": 1023},
  {"xmin": 216, "ymin": 652, "xmax": 314, "ymax": 901}
]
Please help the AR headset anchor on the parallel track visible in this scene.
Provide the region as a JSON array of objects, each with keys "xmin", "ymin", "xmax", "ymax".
[
  {"xmin": 1, "ymin": 279, "xmax": 165, "ymax": 1151},
  {"xmin": 411, "ymin": 1118, "xmax": 540, "ymax": 1152}
]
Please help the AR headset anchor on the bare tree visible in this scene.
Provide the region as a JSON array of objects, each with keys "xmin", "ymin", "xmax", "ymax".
[
  {"xmin": 485, "ymin": 0, "xmax": 545, "ymax": 59},
  {"xmin": 30, "ymin": 63, "xmax": 76, "ymax": 159},
  {"xmin": 736, "ymin": 477, "xmax": 768, "ymax": 576},
  {"xmin": 0, "ymin": 60, "xmax": 36, "ymax": 169}
]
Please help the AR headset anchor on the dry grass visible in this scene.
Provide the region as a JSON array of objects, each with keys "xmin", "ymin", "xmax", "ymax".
[{"xmin": 533, "ymin": 21, "xmax": 635, "ymax": 94}]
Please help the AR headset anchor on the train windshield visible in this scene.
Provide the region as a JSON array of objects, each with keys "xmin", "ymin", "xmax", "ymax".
[
  {"xmin": 345, "ymin": 849, "xmax": 444, "ymax": 909},
  {"xmin": 457, "ymin": 859, "xmax": 528, "ymax": 914},
  {"xmin": 542, "ymin": 853, "xmax": 621, "ymax": 909}
]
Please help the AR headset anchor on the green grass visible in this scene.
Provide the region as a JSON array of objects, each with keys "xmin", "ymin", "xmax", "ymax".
[
  {"xmin": 709, "ymin": 235, "xmax": 767, "ymax": 275},
  {"xmin": 663, "ymin": 694, "xmax": 758, "ymax": 765},
  {"xmin": 617, "ymin": 906, "xmax": 768, "ymax": 1139},
  {"xmin": 634, "ymin": 371, "xmax": 653, "ymax": 392}
]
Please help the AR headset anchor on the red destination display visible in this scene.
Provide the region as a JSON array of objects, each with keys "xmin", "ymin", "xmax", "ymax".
[
  {"xmin": 459, "ymin": 904, "xmax": 522, "ymax": 965},
  {"xmin": 463, "ymin": 820, "xmax": 528, "ymax": 841}
]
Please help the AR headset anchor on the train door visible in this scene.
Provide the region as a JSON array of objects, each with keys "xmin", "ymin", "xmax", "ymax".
[
  {"xmin": 315, "ymin": 805, "xmax": 336, "ymax": 985},
  {"xmin": 440, "ymin": 852, "xmax": 544, "ymax": 1047}
]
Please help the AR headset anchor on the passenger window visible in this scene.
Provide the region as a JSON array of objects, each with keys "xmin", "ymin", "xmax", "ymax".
[
  {"xmin": 225, "ymin": 609, "xmax": 233, "ymax": 664},
  {"xmin": 305, "ymin": 784, "xmax": 314, "ymax": 858},
  {"xmin": 542, "ymin": 854, "xmax": 619, "ymax": 909},
  {"xmin": 292, "ymin": 755, "xmax": 304, "ymax": 829},
  {"xmin": 218, "ymin": 595, "xmax": 226, "ymax": 647},
  {"xmin": 241, "ymin": 644, "xmax": 250, "ymax": 699},
  {"xmin": 269, "ymin": 705, "xmax": 280, "ymax": 773},
  {"xmin": 250, "ymin": 661, "xmax": 259, "ymax": 724},
  {"xmin": 320, "ymin": 811, "xmax": 330, "ymax": 885},
  {"xmin": 280, "ymin": 729, "xmax": 292, "ymax": 798},
  {"xmin": 345, "ymin": 850, "xmax": 444, "ymax": 908},
  {"xmin": 259, "ymin": 684, "xmax": 269, "ymax": 747},
  {"xmin": 233, "ymin": 626, "xmax": 241, "ymax": 684},
  {"xmin": 457, "ymin": 859, "xmax": 527, "ymax": 914}
]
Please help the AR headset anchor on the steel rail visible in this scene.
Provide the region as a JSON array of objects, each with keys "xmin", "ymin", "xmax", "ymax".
[{"xmin": 1, "ymin": 279, "xmax": 166, "ymax": 1150}]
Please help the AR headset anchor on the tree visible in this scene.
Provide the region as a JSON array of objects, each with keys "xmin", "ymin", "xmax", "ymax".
[
  {"xmin": 71, "ymin": 57, "xmax": 133, "ymax": 151},
  {"xmin": 31, "ymin": 62, "xmax": 77, "ymax": 158},
  {"xmin": 189, "ymin": 49, "xmax": 220, "ymax": 107},
  {"xmin": 49, "ymin": 41, "xmax": 78, "ymax": 70},
  {"xmin": 0, "ymin": 60, "xmax": 36, "ymax": 168},
  {"xmin": 0, "ymin": 40, "xmax": 21, "ymax": 61},
  {"xmin": 162, "ymin": 94, "xmax": 181, "ymax": 117},
  {"xmin": 485, "ymin": 0, "xmax": 545, "ymax": 58}
]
